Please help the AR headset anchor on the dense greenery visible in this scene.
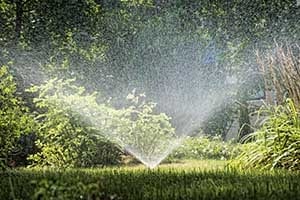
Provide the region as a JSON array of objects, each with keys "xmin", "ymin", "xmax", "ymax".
[
  {"xmin": 0, "ymin": 2, "xmax": 300, "ymax": 200},
  {"xmin": 169, "ymin": 135, "xmax": 241, "ymax": 161},
  {"xmin": 1, "ymin": 166, "xmax": 300, "ymax": 200},
  {"xmin": 234, "ymin": 43, "xmax": 300, "ymax": 171},
  {"xmin": 27, "ymin": 78, "xmax": 123, "ymax": 167},
  {"xmin": 24, "ymin": 77, "xmax": 177, "ymax": 168},
  {"xmin": 237, "ymin": 99, "xmax": 300, "ymax": 171},
  {"xmin": 0, "ymin": 65, "xmax": 36, "ymax": 168}
]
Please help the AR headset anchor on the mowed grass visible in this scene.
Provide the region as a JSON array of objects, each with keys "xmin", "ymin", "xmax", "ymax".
[
  {"xmin": 118, "ymin": 159, "xmax": 228, "ymax": 170},
  {"xmin": 1, "ymin": 160, "xmax": 300, "ymax": 200}
]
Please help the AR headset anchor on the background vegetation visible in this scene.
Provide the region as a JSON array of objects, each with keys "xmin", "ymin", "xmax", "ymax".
[{"xmin": 0, "ymin": 0, "xmax": 300, "ymax": 199}]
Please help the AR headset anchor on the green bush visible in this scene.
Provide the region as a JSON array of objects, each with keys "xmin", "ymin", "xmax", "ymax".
[
  {"xmin": 28, "ymin": 78, "xmax": 122, "ymax": 168},
  {"xmin": 237, "ymin": 99, "xmax": 300, "ymax": 170},
  {"xmin": 0, "ymin": 65, "xmax": 36, "ymax": 168},
  {"xmin": 28, "ymin": 78, "xmax": 175, "ymax": 168},
  {"xmin": 113, "ymin": 91, "xmax": 176, "ymax": 161},
  {"xmin": 168, "ymin": 135, "xmax": 241, "ymax": 161}
]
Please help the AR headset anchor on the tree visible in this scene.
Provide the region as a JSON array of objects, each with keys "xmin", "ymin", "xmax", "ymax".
[{"xmin": 0, "ymin": 65, "xmax": 35, "ymax": 168}]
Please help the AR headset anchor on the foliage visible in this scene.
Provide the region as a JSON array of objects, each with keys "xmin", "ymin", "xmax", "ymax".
[
  {"xmin": 1, "ymin": 0, "xmax": 299, "ymax": 142},
  {"xmin": 0, "ymin": 65, "xmax": 35, "ymax": 168},
  {"xmin": 237, "ymin": 99, "xmax": 300, "ymax": 171},
  {"xmin": 113, "ymin": 91, "xmax": 176, "ymax": 159},
  {"xmin": 1, "ymin": 0, "xmax": 300, "ymax": 168},
  {"xmin": 1, "ymin": 167, "xmax": 300, "ymax": 200},
  {"xmin": 28, "ymin": 78, "xmax": 122, "ymax": 168},
  {"xmin": 168, "ymin": 135, "xmax": 241, "ymax": 161},
  {"xmin": 28, "ymin": 78, "xmax": 175, "ymax": 168}
]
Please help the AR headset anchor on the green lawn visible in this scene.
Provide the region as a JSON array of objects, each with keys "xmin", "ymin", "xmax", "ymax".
[
  {"xmin": 119, "ymin": 159, "xmax": 228, "ymax": 170},
  {"xmin": 1, "ymin": 160, "xmax": 300, "ymax": 200}
]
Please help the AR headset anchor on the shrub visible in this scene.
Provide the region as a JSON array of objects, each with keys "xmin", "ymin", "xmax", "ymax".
[
  {"xmin": 168, "ymin": 135, "xmax": 241, "ymax": 161},
  {"xmin": 28, "ymin": 78, "xmax": 122, "ymax": 168},
  {"xmin": 237, "ymin": 98, "xmax": 300, "ymax": 170},
  {"xmin": 0, "ymin": 65, "xmax": 36, "ymax": 168},
  {"xmin": 113, "ymin": 91, "xmax": 176, "ymax": 163},
  {"xmin": 28, "ymin": 79, "xmax": 175, "ymax": 168}
]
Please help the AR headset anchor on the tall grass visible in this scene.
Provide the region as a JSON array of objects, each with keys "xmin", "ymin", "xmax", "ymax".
[
  {"xmin": 257, "ymin": 43, "xmax": 300, "ymax": 107},
  {"xmin": 237, "ymin": 98, "xmax": 300, "ymax": 170},
  {"xmin": 242, "ymin": 43, "xmax": 300, "ymax": 171},
  {"xmin": 1, "ymin": 167, "xmax": 300, "ymax": 200}
]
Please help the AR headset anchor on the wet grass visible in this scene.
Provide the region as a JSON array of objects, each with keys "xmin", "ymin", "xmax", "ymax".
[
  {"xmin": 1, "ymin": 160, "xmax": 300, "ymax": 200},
  {"xmin": 119, "ymin": 159, "xmax": 228, "ymax": 170}
]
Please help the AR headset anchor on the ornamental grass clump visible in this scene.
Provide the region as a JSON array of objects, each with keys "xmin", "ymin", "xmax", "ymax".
[
  {"xmin": 257, "ymin": 43, "xmax": 300, "ymax": 107},
  {"xmin": 237, "ymin": 98, "xmax": 300, "ymax": 171}
]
